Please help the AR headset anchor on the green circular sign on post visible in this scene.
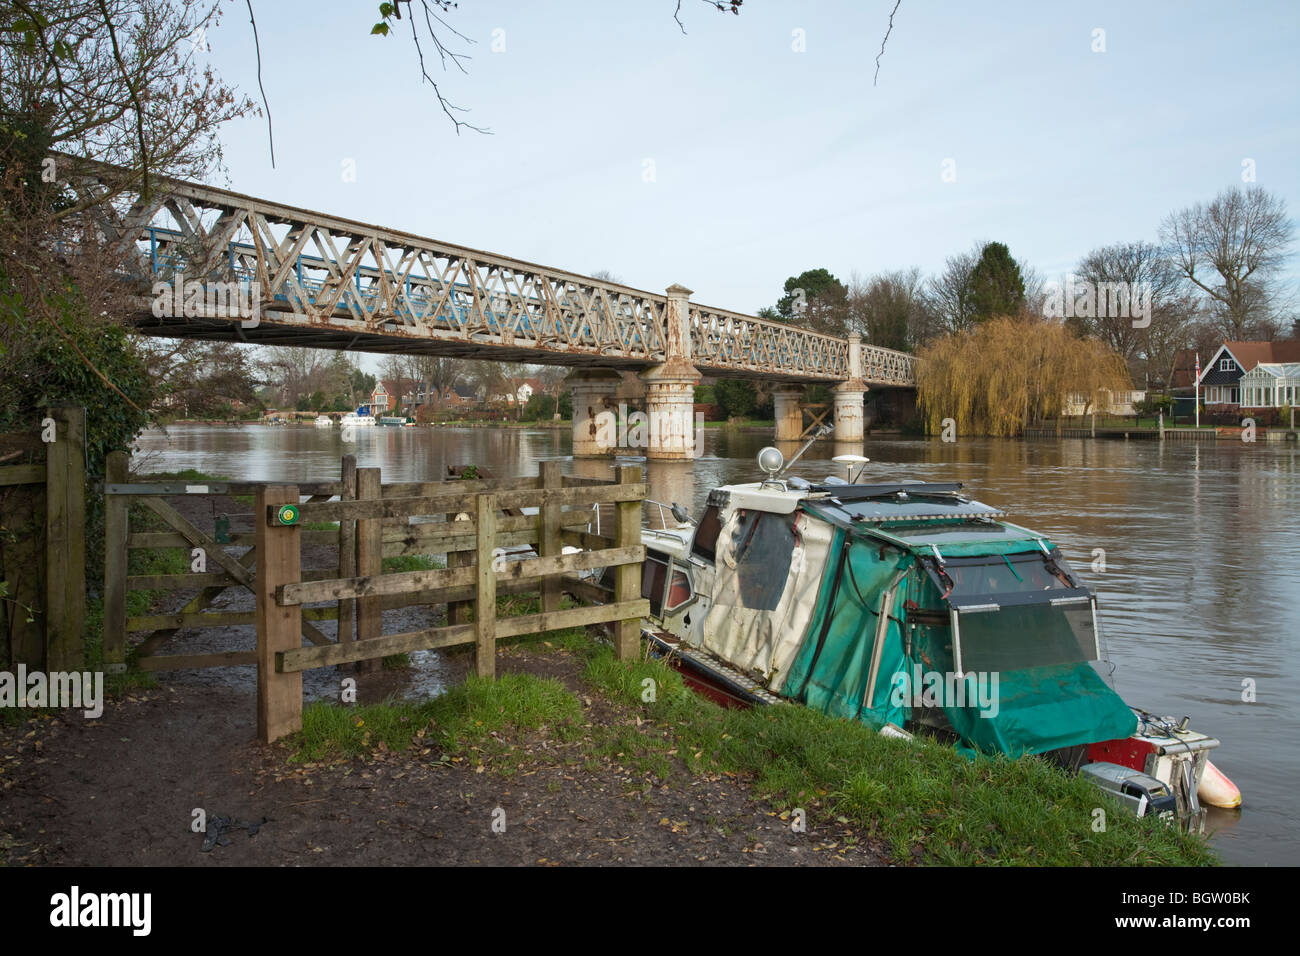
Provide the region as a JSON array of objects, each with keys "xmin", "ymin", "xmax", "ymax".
[{"xmin": 277, "ymin": 504, "xmax": 300, "ymax": 526}]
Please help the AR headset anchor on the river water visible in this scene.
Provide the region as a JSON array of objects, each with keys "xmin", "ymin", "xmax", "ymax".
[{"xmin": 132, "ymin": 423, "xmax": 1300, "ymax": 866}]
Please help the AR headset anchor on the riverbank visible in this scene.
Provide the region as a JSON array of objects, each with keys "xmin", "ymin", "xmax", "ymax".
[
  {"xmin": 0, "ymin": 624, "xmax": 1215, "ymax": 866},
  {"xmin": 0, "ymin": 632, "xmax": 882, "ymax": 866},
  {"xmin": 1023, "ymin": 424, "xmax": 1297, "ymax": 441}
]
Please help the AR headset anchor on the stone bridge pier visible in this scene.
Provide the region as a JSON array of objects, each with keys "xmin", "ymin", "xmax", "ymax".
[
  {"xmin": 569, "ymin": 283, "xmax": 700, "ymax": 460},
  {"xmin": 770, "ymin": 334, "xmax": 869, "ymax": 445},
  {"xmin": 833, "ymin": 333, "xmax": 869, "ymax": 443},
  {"xmin": 773, "ymin": 386, "xmax": 805, "ymax": 442}
]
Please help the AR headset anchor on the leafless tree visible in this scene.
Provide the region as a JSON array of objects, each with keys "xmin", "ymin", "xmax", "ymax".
[
  {"xmin": 256, "ymin": 346, "xmax": 336, "ymax": 407},
  {"xmin": 409, "ymin": 354, "xmax": 466, "ymax": 407},
  {"xmin": 924, "ymin": 241, "xmax": 985, "ymax": 335},
  {"xmin": 378, "ymin": 354, "xmax": 423, "ymax": 413},
  {"xmin": 1069, "ymin": 241, "xmax": 1185, "ymax": 373},
  {"xmin": 848, "ymin": 268, "xmax": 928, "ymax": 352},
  {"xmin": 2, "ymin": 0, "xmax": 256, "ymax": 210},
  {"xmin": 1159, "ymin": 186, "xmax": 1294, "ymax": 340}
]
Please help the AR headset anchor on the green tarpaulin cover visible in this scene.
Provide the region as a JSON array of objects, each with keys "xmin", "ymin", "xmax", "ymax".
[
  {"xmin": 781, "ymin": 515, "xmax": 1138, "ymax": 757},
  {"xmin": 944, "ymin": 661, "xmax": 1138, "ymax": 757},
  {"xmin": 780, "ymin": 530, "xmax": 911, "ymax": 729}
]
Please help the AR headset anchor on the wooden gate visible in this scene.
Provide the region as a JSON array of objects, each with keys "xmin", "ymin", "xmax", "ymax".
[
  {"xmin": 0, "ymin": 407, "xmax": 86, "ymax": 671},
  {"xmin": 101, "ymin": 451, "xmax": 345, "ymax": 672}
]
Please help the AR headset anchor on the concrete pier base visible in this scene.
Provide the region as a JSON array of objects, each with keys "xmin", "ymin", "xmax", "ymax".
[
  {"xmin": 566, "ymin": 368, "xmax": 621, "ymax": 457},
  {"xmin": 640, "ymin": 364, "xmax": 700, "ymax": 460},
  {"xmin": 833, "ymin": 383, "xmax": 869, "ymax": 443},
  {"xmin": 832, "ymin": 332, "xmax": 869, "ymax": 444},
  {"xmin": 773, "ymin": 386, "xmax": 805, "ymax": 442}
]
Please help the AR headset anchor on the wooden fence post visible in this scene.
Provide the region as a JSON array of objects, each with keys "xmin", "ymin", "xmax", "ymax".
[
  {"xmin": 447, "ymin": 475, "xmax": 471, "ymax": 626},
  {"xmin": 475, "ymin": 493, "xmax": 496, "ymax": 678},
  {"xmin": 337, "ymin": 454, "xmax": 357, "ymax": 653},
  {"xmin": 257, "ymin": 484, "xmax": 302, "ymax": 743},
  {"xmin": 612, "ymin": 464, "xmax": 642, "ymax": 660},
  {"xmin": 539, "ymin": 460, "xmax": 562, "ymax": 614},
  {"xmin": 356, "ymin": 467, "xmax": 382, "ymax": 673},
  {"xmin": 45, "ymin": 406, "xmax": 86, "ymax": 672},
  {"xmin": 103, "ymin": 450, "xmax": 129, "ymax": 672}
]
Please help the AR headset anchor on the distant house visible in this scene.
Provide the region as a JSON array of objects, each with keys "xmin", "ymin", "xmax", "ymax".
[
  {"xmin": 1063, "ymin": 388, "xmax": 1146, "ymax": 417},
  {"xmin": 412, "ymin": 384, "xmax": 475, "ymax": 411},
  {"xmin": 1197, "ymin": 341, "xmax": 1300, "ymax": 408},
  {"xmin": 365, "ymin": 383, "xmax": 391, "ymax": 415},
  {"xmin": 490, "ymin": 378, "xmax": 544, "ymax": 406}
]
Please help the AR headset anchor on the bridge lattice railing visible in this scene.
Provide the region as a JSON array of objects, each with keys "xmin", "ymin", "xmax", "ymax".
[{"xmin": 64, "ymin": 157, "xmax": 916, "ymax": 384}]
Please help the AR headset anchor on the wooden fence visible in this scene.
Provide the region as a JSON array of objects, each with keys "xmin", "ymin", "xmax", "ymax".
[
  {"xmin": 256, "ymin": 463, "xmax": 648, "ymax": 742},
  {"xmin": 0, "ymin": 407, "xmax": 86, "ymax": 671},
  {"xmin": 100, "ymin": 455, "xmax": 648, "ymax": 741}
]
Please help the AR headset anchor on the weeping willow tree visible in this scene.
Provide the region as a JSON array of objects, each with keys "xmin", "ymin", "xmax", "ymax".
[{"xmin": 916, "ymin": 316, "xmax": 1132, "ymax": 436}]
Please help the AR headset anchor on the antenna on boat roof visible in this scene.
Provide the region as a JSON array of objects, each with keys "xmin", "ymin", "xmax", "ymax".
[
  {"xmin": 832, "ymin": 454, "xmax": 870, "ymax": 484},
  {"xmin": 778, "ymin": 423, "xmax": 833, "ymax": 478}
]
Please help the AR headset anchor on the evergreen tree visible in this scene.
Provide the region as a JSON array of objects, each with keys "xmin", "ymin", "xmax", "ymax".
[
  {"xmin": 774, "ymin": 269, "xmax": 851, "ymax": 336},
  {"xmin": 968, "ymin": 242, "xmax": 1026, "ymax": 322}
]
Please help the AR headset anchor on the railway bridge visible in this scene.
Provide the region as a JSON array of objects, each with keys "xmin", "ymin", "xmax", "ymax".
[{"xmin": 71, "ymin": 159, "xmax": 917, "ymax": 458}]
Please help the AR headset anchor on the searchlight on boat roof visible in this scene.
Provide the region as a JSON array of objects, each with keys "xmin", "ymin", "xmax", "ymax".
[{"xmin": 757, "ymin": 446, "xmax": 784, "ymax": 478}]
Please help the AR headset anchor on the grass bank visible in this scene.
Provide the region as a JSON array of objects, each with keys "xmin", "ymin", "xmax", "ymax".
[{"xmin": 290, "ymin": 628, "xmax": 1216, "ymax": 867}]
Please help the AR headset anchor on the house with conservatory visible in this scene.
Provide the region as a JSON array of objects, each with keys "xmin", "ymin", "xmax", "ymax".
[
  {"xmin": 1197, "ymin": 341, "xmax": 1300, "ymax": 409},
  {"xmin": 1239, "ymin": 363, "xmax": 1300, "ymax": 410}
]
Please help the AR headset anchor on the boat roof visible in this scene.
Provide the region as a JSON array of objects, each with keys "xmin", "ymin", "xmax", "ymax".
[{"xmin": 708, "ymin": 479, "xmax": 1050, "ymax": 553}]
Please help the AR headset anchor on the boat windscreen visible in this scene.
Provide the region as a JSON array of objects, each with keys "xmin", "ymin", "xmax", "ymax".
[
  {"xmin": 955, "ymin": 599, "xmax": 1099, "ymax": 672},
  {"xmin": 922, "ymin": 551, "xmax": 1100, "ymax": 671}
]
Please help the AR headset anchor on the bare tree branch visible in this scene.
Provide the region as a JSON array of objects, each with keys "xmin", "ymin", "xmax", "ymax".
[
  {"xmin": 675, "ymin": 0, "xmax": 743, "ymax": 36},
  {"xmin": 404, "ymin": 9, "xmax": 488, "ymax": 135},
  {"xmin": 875, "ymin": 0, "xmax": 902, "ymax": 86},
  {"xmin": 244, "ymin": 0, "xmax": 275, "ymax": 167},
  {"xmin": 94, "ymin": 0, "xmax": 150, "ymax": 197}
]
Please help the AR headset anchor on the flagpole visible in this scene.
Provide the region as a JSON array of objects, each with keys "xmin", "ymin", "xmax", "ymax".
[{"xmin": 1194, "ymin": 352, "xmax": 1200, "ymax": 428}]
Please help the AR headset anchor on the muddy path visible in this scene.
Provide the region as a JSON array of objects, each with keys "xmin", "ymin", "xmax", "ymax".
[
  {"xmin": 0, "ymin": 647, "xmax": 886, "ymax": 867},
  {"xmin": 0, "ymin": 488, "xmax": 886, "ymax": 866}
]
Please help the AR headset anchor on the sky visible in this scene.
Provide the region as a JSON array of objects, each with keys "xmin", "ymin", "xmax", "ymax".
[{"xmin": 199, "ymin": 0, "xmax": 1300, "ymax": 318}]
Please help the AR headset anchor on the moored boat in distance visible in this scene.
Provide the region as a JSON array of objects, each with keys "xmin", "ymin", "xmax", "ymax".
[
  {"xmin": 630, "ymin": 438, "xmax": 1239, "ymax": 832},
  {"xmin": 314, "ymin": 414, "xmax": 333, "ymax": 428},
  {"xmin": 339, "ymin": 411, "xmax": 376, "ymax": 428}
]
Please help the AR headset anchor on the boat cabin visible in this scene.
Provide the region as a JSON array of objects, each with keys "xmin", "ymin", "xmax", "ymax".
[{"xmin": 641, "ymin": 473, "xmax": 1137, "ymax": 760}]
